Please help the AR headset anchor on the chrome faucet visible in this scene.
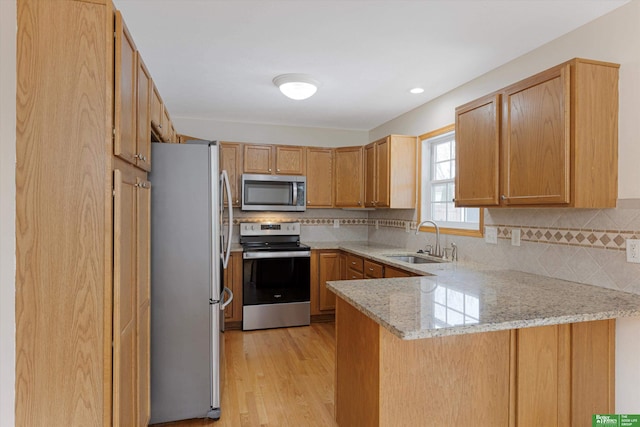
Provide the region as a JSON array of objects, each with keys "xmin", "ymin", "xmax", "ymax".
[{"xmin": 415, "ymin": 220, "xmax": 442, "ymax": 258}]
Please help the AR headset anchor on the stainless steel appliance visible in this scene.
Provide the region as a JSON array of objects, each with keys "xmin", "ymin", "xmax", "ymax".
[
  {"xmin": 149, "ymin": 140, "xmax": 233, "ymax": 423},
  {"xmin": 240, "ymin": 222, "xmax": 311, "ymax": 330},
  {"xmin": 241, "ymin": 173, "xmax": 306, "ymax": 211}
]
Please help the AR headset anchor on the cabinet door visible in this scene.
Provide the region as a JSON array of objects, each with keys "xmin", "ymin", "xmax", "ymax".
[
  {"xmin": 275, "ymin": 145, "xmax": 305, "ymax": 175},
  {"xmin": 384, "ymin": 265, "xmax": 411, "ymax": 278},
  {"xmin": 455, "ymin": 94, "xmax": 500, "ymax": 206},
  {"xmin": 515, "ymin": 324, "xmax": 571, "ymax": 427},
  {"xmin": 114, "ymin": 12, "xmax": 137, "ymax": 166},
  {"xmin": 306, "ymin": 147, "xmax": 333, "ymax": 208},
  {"xmin": 136, "ymin": 54, "xmax": 152, "ymax": 171},
  {"xmin": 318, "ymin": 252, "xmax": 340, "ymax": 312},
  {"xmin": 113, "ymin": 170, "xmax": 138, "ymax": 427},
  {"xmin": 136, "ymin": 178, "xmax": 151, "ymax": 427},
  {"xmin": 334, "ymin": 146, "xmax": 364, "ymax": 207},
  {"xmin": 502, "ymin": 65, "xmax": 570, "ymax": 205},
  {"xmin": 375, "ymin": 138, "xmax": 390, "ymax": 207},
  {"xmin": 150, "ymin": 83, "xmax": 164, "ymax": 139},
  {"xmin": 244, "ymin": 144, "xmax": 273, "ymax": 174},
  {"xmin": 364, "ymin": 143, "xmax": 376, "ymax": 207},
  {"xmin": 220, "ymin": 142, "xmax": 243, "ymax": 207}
]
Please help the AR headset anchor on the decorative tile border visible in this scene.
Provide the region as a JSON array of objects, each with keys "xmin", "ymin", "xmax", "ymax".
[
  {"xmin": 223, "ymin": 216, "xmax": 637, "ymax": 252},
  {"xmin": 492, "ymin": 224, "xmax": 638, "ymax": 251}
]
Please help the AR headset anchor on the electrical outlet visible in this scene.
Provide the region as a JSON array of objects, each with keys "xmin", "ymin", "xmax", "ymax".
[
  {"xmin": 405, "ymin": 222, "xmax": 410, "ymax": 233},
  {"xmin": 485, "ymin": 226, "xmax": 498, "ymax": 245},
  {"xmin": 627, "ymin": 239, "xmax": 640, "ymax": 263},
  {"xmin": 375, "ymin": 220, "xmax": 379, "ymax": 230},
  {"xmin": 333, "ymin": 219, "xmax": 339, "ymax": 228},
  {"xmin": 511, "ymin": 229, "xmax": 521, "ymax": 246}
]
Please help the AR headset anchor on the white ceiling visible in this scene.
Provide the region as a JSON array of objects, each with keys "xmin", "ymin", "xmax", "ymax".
[{"xmin": 114, "ymin": 0, "xmax": 628, "ymax": 131}]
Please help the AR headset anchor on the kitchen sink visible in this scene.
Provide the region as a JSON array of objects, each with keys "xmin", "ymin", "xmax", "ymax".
[{"xmin": 383, "ymin": 254, "xmax": 443, "ymax": 264}]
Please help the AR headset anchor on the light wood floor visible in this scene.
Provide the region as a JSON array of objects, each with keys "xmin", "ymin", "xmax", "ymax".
[{"xmin": 151, "ymin": 322, "xmax": 338, "ymax": 427}]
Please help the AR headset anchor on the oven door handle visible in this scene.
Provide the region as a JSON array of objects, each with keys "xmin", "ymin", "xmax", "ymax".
[{"xmin": 243, "ymin": 250, "xmax": 311, "ymax": 260}]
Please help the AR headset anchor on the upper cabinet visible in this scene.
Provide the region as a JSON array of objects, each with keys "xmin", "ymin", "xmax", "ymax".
[
  {"xmin": 220, "ymin": 142, "xmax": 243, "ymax": 207},
  {"xmin": 364, "ymin": 135, "xmax": 417, "ymax": 209},
  {"xmin": 114, "ymin": 12, "xmax": 138, "ymax": 166},
  {"xmin": 455, "ymin": 58, "xmax": 619, "ymax": 208},
  {"xmin": 243, "ymin": 144, "xmax": 306, "ymax": 175},
  {"xmin": 135, "ymin": 53, "xmax": 152, "ymax": 171},
  {"xmin": 306, "ymin": 147, "xmax": 333, "ymax": 208},
  {"xmin": 334, "ymin": 146, "xmax": 364, "ymax": 208},
  {"xmin": 455, "ymin": 94, "xmax": 500, "ymax": 206}
]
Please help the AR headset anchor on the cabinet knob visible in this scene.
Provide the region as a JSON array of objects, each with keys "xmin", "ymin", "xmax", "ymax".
[
  {"xmin": 269, "ymin": 168, "xmax": 272, "ymax": 172},
  {"xmin": 501, "ymin": 195, "xmax": 506, "ymax": 201},
  {"xmin": 358, "ymin": 201, "xmax": 361, "ymax": 205},
  {"xmin": 307, "ymin": 201, "xmax": 311, "ymax": 205},
  {"xmin": 277, "ymin": 168, "xmax": 280, "ymax": 172},
  {"xmin": 235, "ymin": 199, "xmax": 239, "ymax": 204},
  {"xmin": 452, "ymin": 198, "xmax": 455, "ymax": 203},
  {"xmin": 351, "ymin": 261, "xmax": 356, "ymax": 265}
]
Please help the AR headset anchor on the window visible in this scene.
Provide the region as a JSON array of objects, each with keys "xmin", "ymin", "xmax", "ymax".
[{"xmin": 419, "ymin": 125, "xmax": 482, "ymax": 236}]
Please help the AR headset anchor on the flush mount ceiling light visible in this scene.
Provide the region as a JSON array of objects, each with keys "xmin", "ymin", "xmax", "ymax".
[
  {"xmin": 273, "ymin": 74, "xmax": 320, "ymax": 100},
  {"xmin": 410, "ymin": 87, "xmax": 425, "ymax": 94}
]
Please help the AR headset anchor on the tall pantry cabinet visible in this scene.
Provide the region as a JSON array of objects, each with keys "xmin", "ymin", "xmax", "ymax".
[{"xmin": 16, "ymin": 1, "xmax": 151, "ymax": 426}]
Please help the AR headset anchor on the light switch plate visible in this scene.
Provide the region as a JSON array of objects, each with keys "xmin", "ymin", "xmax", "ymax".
[
  {"xmin": 511, "ymin": 229, "xmax": 521, "ymax": 246},
  {"xmin": 485, "ymin": 226, "xmax": 498, "ymax": 245}
]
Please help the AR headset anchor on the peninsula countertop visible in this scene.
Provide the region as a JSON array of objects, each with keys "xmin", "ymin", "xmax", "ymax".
[{"xmin": 320, "ymin": 242, "xmax": 640, "ymax": 340}]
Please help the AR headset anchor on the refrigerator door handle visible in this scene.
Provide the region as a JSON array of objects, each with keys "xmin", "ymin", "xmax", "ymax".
[
  {"xmin": 220, "ymin": 170, "xmax": 233, "ymax": 269},
  {"xmin": 220, "ymin": 286, "xmax": 234, "ymax": 310}
]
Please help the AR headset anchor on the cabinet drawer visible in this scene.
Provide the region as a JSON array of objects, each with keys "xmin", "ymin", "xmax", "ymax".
[
  {"xmin": 347, "ymin": 268, "xmax": 364, "ymax": 280},
  {"xmin": 346, "ymin": 254, "xmax": 364, "ymax": 273},
  {"xmin": 364, "ymin": 260, "xmax": 383, "ymax": 278}
]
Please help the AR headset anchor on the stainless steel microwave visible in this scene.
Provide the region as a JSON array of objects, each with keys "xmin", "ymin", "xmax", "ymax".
[{"xmin": 241, "ymin": 174, "xmax": 306, "ymax": 211}]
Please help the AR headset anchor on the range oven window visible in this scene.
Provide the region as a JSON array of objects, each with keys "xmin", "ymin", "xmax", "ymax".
[{"xmin": 243, "ymin": 256, "xmax": 311, "ymax": 305}]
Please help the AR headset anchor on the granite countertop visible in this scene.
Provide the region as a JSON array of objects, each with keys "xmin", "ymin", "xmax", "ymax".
[{"xmin": 321, "ymin": 242, "xmax": 640, "ymax": 340}]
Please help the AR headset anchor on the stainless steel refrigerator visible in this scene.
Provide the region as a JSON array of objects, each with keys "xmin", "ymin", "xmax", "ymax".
[{"xmin": 149, "ymin": 140, "xmax": 233, "ymax": 423}]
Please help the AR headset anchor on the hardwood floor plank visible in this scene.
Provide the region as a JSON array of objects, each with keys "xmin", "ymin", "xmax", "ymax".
[{"xmin": 150, "ymin": 323, "xmax": 337, "ymax": 427}]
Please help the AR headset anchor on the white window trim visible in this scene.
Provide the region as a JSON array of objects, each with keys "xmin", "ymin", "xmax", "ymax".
[{"xmin": 418, "ymin": 125, "xmax": 483, "ymax": 236}]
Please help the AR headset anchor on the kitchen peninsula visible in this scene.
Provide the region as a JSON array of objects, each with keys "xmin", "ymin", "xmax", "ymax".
[{"xmin": 326, "ymin": 244, "xmax": 640, "ymax": 427}]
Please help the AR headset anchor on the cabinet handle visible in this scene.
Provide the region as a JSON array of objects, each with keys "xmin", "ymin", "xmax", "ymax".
[
  {"xmin": 351, "ymin": 261, "xmax": 356, "ymax": 265},
  {"xmin": 368, "ymin": 267, "xmax": 374, "ymax": 271},
  {"xmin": 452, "ymin": 198, "xmax": 455, "ymax": 202}
]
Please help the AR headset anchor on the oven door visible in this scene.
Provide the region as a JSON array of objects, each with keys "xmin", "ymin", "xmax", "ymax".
[{"xmin": 242, "ymin": 250, "xmax": 311, "ymax": 305}]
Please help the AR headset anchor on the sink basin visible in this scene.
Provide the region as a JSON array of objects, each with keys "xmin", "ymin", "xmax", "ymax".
[{"xmin": 384, "ymin": 254, "xmax": 443, "ymax": 264}]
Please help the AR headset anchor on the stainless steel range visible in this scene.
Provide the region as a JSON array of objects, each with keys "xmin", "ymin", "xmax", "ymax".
[{"xmin": 240, "ymin": 222, "xmax": 311, "ymax": 330}]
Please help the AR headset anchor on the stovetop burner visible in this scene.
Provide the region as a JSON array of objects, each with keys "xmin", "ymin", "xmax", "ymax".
[{"xmin": 239, "ymin": 221, "xmax": 308, "ymax": 252}]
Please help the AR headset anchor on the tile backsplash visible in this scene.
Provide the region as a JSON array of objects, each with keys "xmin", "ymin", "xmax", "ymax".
[{"xmin": 228, "ymin": 205, "xmax": 640, "ymax": 295}]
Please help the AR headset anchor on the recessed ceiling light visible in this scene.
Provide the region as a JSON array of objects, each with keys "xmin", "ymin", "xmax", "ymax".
[
  {"xmin": 273, "ymin": 74, "xmax": 320, "ymax": 100},
  {"xmin": 410, "ymin": 87, "xmax": 424, "ymax": 94}
]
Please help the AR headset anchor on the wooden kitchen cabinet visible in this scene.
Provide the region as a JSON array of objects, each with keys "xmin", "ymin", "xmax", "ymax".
[
  {"xmin": 455, "ymin": 94, "xmax": 500, "ymax": 206},
  {"xmin": 244, "ymin": 144, "xmax": 274, "ymax": 174},
  {"xmin": 150, "ymin": 82, "xmax": 164, "ymax": 140},
  {"xmin": 455, "ymin": 58, "xmax": 619, "ymax": 208},
  {"xmin": 364, "ymin": 135, "xmax": 417, "ymax": 209},
  {"xmin": 114, "ymin": 12, "xmax": 138, "ymax": 166},
  {"xmin": 383, "ymin": 265, "xmax": 413, "ymax": 278},
  {"xmin": 364, "ymin": 259, "xmax": 384, "ymax": 278},
  {"xmin": 243, "ymin": 144, "xmax": 306, "ymax": 175},
  {"xmin": 135, "ymin": 53, "xmax": 152, "ymax": 171},
  {"xmin": 334, "ymin": 146, "xmax": 364, "ymax": 208},
  {"xmin": 318, "ymin": 251, "xmax": 340, "ymax": 312},
  {"xmin": 305, "ymin": 147, "xmax": 334, "ymax": 207},
  {"xmin": 220, "ymin": 142, "xmax": 243, "ymax": 207},
  {"xmin": 223, "ymin": 252, "xmax": 243, "ymax": 326},
  {"xmin": 16, "ymin": 2, "xmax": 155, "ymax": 425}
]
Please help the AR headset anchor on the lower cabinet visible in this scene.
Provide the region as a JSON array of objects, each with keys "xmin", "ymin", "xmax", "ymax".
[
  {"xmin": 113, "ymin": 167, "xmax": 151, "ymax": 427},
  {"xmin": 335, "ymin": 298, "xmax": 615, "ymax": 427},
  {"xmin": 223, "ymin": 252, "xmax": 244, "ymax": 327},
  {"xmin": 311, "ymin": 250, "xmax": 341, "ymax": 315}
]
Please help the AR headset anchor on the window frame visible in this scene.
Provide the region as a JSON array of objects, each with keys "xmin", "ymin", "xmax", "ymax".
[{"xmin": 417, "ymin": 124, "xmax": 484, "ymax": 238}]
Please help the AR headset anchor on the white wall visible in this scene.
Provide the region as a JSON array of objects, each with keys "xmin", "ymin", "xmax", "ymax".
[
  {"xmin": 0, "ymin": 0, "xmax": 16, "ymax": 425},
  {"xmin": 370, "ymin": 1, "xmax": 640, "ymax": 200},
  {"xmin": 174, "ymin": 116, "xmax": 369, "ymax": 147}
]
